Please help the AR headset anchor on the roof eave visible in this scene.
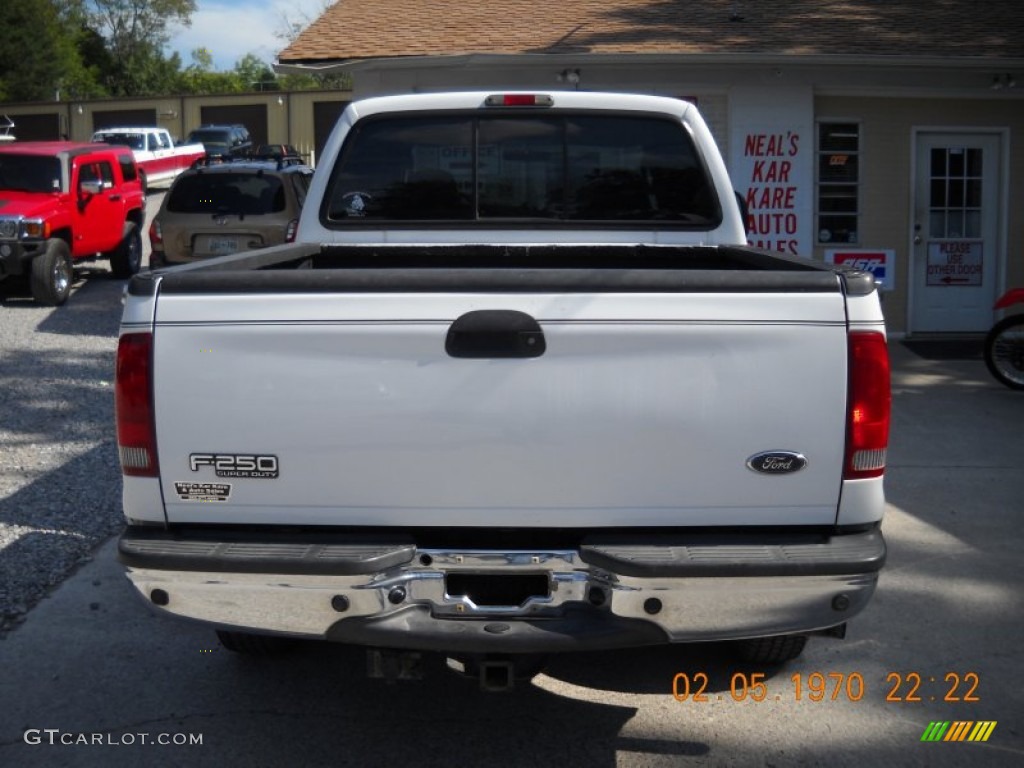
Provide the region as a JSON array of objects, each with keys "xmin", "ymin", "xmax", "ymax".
[
  {"xmin": 273, "ymin": 58, "xmax": 362, "ymax": 75},
  {"xmin": 275, "ymin": 51, "xmax": 1024, "ymax": 75}
]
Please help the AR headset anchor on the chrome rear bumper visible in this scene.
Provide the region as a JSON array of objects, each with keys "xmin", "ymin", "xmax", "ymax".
[{"xmin": 120, "ymin": 527, "xmax": 884, "ymax": 653}]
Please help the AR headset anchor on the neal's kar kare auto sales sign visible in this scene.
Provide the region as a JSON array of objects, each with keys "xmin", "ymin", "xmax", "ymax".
[
  {"xmin": 728, "ymin": 87, "xmax": 814, "ymax": 257},
  {"xmin": 740, "ymin": 131, "xmax": 806, "ymax": 255},
  {"xmin": 927, "ymin": 241, "xmax": 983, "ymax": 287}
]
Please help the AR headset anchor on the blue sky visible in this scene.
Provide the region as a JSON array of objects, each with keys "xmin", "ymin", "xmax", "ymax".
[{"xmin": 165, "ymin": 0, "xmax": 328, "ymax": 72}]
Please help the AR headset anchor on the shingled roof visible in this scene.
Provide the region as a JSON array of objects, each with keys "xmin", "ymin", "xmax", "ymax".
[{"xmin": 279, "ymin": 0, "xmax": 1024, "ymax": 65}]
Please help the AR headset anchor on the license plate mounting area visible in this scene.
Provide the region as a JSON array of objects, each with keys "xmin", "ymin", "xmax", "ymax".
[{"xmin": 444, "ymin": 573, "xmax": 550, "ymax": 608}]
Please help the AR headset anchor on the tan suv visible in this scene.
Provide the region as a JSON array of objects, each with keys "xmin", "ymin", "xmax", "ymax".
[{"xmin": 148, "ymin": 157, "xmax": 313, "ymax": 267}]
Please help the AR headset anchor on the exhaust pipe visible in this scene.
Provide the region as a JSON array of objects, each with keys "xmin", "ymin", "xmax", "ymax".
[{"xmin": 811, "ymin": 622, "xmax": 847, "ymax": 639}]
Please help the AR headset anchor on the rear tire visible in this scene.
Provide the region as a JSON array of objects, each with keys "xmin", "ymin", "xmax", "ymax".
[
  {"xmin": 215, "ymin": 630, "xmax": 295, "ymax": 655},
  {"xmin": 109, "ymin": 222, "xmax": 142, "ymax": 278},
  {"xmin": 984, "ymin": 315, "xmax": 1024, "ymax": 390},
  {"xmin": 30, "ymin": 238, "xmax": 73, "ymax": 306},
  {"xmin": 732, "ymin": 634, "xmax": 808, "ymax": 665}
]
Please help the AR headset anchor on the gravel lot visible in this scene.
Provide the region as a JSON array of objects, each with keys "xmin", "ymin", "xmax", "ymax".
[
  {"xmin": 0, "ymin": 263, "xmax": 125, "ymax": 633},
  {"xmin": 0, "ymin": 193, "xmax": 159, "ymax": 634}
]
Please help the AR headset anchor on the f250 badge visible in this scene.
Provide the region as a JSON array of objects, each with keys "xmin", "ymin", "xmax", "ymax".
[
  {"xmin": 190, "ymin": 453, "xmax": 279, "ymax": 479},
  {"xmin": 746, "ymin": 451, "xmax": 807, "ymax": 475}
]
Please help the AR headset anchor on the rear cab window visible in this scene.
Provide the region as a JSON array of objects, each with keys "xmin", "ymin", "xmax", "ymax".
[
  {"xmin": 323, "ymin": 112, "xmax": 721, "ymax": 227},
  {"xmin": 96, "ymin": 132, "xmax": 145, "ymax": 150}
]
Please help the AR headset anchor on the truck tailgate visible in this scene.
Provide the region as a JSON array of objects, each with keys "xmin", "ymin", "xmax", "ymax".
[{"xmin": 152, "ymin": 290, "xmax": 849, "ymax": 527}]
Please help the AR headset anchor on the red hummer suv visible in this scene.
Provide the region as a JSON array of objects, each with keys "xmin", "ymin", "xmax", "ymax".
[{"xmin": 0, "ymin": 142, "xmax": 146, "ymax": 305}]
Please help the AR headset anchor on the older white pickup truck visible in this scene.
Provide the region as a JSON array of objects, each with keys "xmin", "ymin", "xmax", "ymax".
[
  {"xmin": 91, "ymin": 127, "xmax": 205, "ymax": 191},
  {"xmin": 115, "ymin": 92, "xmax": 890, "ymax": 688}
]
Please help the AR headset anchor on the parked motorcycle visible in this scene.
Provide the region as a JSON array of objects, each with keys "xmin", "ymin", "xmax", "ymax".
[{"xmin": 984, "ymin": 288, "xmax": 1024, "ymax": 390}]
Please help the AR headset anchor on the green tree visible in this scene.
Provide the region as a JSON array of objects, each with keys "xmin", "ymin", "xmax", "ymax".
[
  {"xmin": 235, "ymin": 54, "xmax": 279, "ymax": 92},
  {"xmin": 71, "ymin": 25, "xmax": 116, "ymax": 98},
  {"xmin": 86, "ymin": 0, "xmax": 195, "ymax": 95},
  {"xmin": 0, "ymin": 0, "xmax": 92, "ymax": 101},
  {"xmin": 180, "ymin": 48, "xmax": 244, "ymax": 95}
]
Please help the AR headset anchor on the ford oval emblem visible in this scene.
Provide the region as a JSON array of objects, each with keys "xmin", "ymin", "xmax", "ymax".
[{"xmin": 747, "ymin": 451, "xmax": 807, "ymax": 475}]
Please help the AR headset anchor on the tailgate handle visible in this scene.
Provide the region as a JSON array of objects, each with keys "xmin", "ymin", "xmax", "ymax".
[{"xmin": 445, "ymin": 310, "xmax": 546, "ymax": 359}]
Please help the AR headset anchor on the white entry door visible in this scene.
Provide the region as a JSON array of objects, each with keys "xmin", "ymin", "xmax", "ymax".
[{"xmin": 911, "ymin": 133, "xmax": 1001, "ymax": 333}]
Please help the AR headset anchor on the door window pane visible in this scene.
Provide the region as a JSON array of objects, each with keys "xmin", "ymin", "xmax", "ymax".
[{"xmin": 928, "ymin": 146, "xmax": 983, "ymax": 239}]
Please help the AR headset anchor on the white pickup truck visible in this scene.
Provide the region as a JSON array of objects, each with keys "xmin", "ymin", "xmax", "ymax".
[
  {"xmin": 91, "ymin": 127, "xmax": 205, "ymax": 191},
  {"xmin": 115, "ymin": 92, "xmax": 890, "ymax": 688}
]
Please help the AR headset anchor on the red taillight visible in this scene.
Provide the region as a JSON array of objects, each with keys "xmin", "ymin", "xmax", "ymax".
[
  {"xmin": 285, "ymin": 218, "xmax": 298, "ymax": 243},
  {"xmin": 148, "ymin": 219, "xmax": 162, "ymax": 246},
  {"xmin": 116, "ymin": 332, "xmax": 159, "ymax": 477},
  {"xmin": 845, "ymin": 331, "xmax": 891, "ymax": 479}
]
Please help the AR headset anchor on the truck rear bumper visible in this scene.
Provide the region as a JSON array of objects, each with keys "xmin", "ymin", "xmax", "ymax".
[{"xmin": 119, "ymin": 527, "xmax": 884, "ymax": 653}]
